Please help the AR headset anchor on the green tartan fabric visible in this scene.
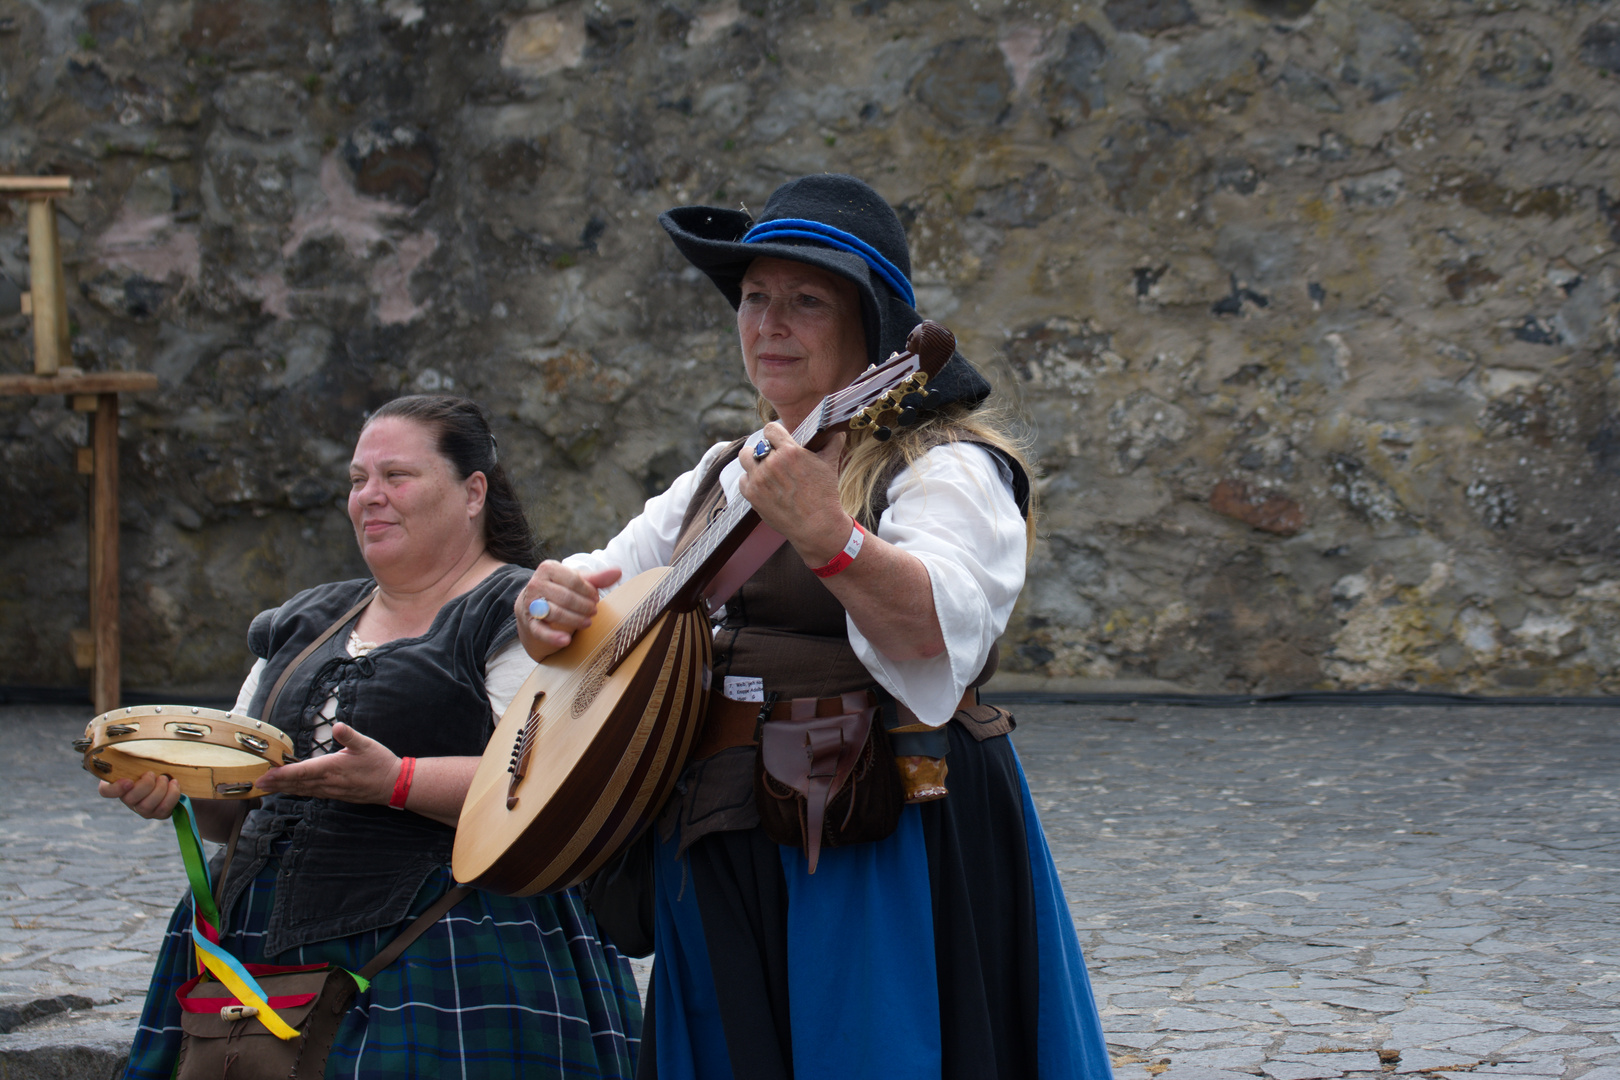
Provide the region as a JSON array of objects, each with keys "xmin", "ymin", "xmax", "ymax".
[{"xmin": 124, "ymin": 859, "xmax": 641, "ymax": 1079}]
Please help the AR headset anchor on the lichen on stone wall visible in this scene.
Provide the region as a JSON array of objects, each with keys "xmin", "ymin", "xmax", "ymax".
[{"xmin": 0, "ymin": 0, "xmax": 1615, "ymax": 695}]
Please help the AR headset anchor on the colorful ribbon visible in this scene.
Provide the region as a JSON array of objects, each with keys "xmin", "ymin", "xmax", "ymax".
[{"xmin": 171, "ymin": 797, "xmax": 344, "ymax": 1041}]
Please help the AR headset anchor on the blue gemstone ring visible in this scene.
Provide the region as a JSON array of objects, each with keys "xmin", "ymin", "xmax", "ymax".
[
  {"xmin": 527, "ymin": 597, "xmax": 550, "ymax": 620},
  {"xmin": 752, "ymin": 438, "xmax": 772, "ymax": 462}
]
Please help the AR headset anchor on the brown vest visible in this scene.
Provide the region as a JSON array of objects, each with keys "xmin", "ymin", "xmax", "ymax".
[
  {"xmin": 654, "ymin": 435, "xmax": 1023, "ymax": 854},
  {"xmin": 671, "ymin": 438, "xmax": 874, "ymax": 699},
  {"xmin": 672, "ymin": 432, "xmax": 1024, "ymax": 704}
]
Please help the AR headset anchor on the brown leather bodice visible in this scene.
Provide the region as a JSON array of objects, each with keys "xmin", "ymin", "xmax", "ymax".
[
  {"xmin": 672, "ymin": 440, "xmax": 873, "ymax": 700},
  {"xmin": 656, "ymin": 435, "xmax": 1023, "ymax": 854}
]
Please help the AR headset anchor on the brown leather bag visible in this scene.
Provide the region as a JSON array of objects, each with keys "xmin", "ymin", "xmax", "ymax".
[
  {"xmin": 755, "ymin": 693, "xmax": 904, "ymax": 872},
  {"xmin": 174, "ymin": 883, "xmax": 469, "ymax": 1079},
  {"xmin": 174, "ymin": 964, "xmax": 356, "ymax": 1080}
]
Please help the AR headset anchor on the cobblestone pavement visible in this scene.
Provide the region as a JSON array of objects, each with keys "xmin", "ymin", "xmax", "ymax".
[
  {"xmin": 1018, "ymin": 702, "xmax": 1620, "ymax": 1080},
  {"xmin": 0, "ymin": 706, "xmax": 187, "ymax": 1076},
  {"xmin": 2, "ymin": 701, "xmax": 1617, "ymax": 1079}
]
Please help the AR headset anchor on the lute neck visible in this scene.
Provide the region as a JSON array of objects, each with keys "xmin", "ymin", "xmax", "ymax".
[
  {"xmin": 597, "ymin": 401, "xmax": 827, "ymax": 675},
  {"xmin": 666, "ymin": 404, "xmax": 825, "ymax": 590}
]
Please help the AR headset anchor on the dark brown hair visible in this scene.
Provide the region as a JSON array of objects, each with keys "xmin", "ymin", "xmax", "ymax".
[{"xmin": 365, "ymin": 394, "xmax": 540, "ymax": 567}]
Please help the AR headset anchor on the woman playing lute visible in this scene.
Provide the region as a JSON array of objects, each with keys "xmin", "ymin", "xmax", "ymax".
[{"xmin": 517, "ymin": 174, "xmax": 1112, "ymax": 1080}]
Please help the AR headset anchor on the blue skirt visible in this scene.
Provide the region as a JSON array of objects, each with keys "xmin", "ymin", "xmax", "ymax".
[
  {"xmin": 644, "ymin": 726, "xmax": 1111, "ymax": 1080},
  {"xmin": 124, "ymin": 861, "xmax": 641, "ymax": 1079}
]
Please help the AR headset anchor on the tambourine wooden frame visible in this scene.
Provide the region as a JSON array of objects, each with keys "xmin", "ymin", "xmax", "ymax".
[{"xmin": 79, "ymin": 705, "xmax": 294, "ymax": 799}]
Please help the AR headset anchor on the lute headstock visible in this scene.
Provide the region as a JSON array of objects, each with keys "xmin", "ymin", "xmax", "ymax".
[
  {"xmin": 820, "ymin": 320, "xmax": 957, "ymax": 442},
  {"xmin": 649, "ymin": 320, "xmax": 961, "ymax": 619}
]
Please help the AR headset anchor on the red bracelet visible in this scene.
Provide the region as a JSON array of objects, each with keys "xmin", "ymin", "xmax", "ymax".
[
  {"xmin": 389, "ymin": 756, "xmax": 416, "ymax": 810},
  {"xmin": 811, "ymin": 520, "xmax": 866, "ymax": 579}
]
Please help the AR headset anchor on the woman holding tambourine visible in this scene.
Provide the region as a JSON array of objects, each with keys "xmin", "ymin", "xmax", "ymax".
[{"xmin": 103, "ymin": 395, "xmax": 640, "ymax": 1079}]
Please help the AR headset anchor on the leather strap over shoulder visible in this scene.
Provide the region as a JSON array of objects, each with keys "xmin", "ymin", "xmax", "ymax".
[
  {"xmin": 359, "ymin": 885, "xmax": 472, "ymax": 980},
  {"xmin": 211, "ymin": 801, "xmax": 249, "ymax": 910},
  {"xmin": 214, "ymin": 589, "xmax": 378, "ymax": 917},
  {"xmin": 259, "ymin": 588, "xmax": 377, "ymax": 727}
]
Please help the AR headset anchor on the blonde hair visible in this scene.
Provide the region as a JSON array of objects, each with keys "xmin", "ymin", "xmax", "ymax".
[{"xmin": 761, "ymin": 396, "xmax": 1038, "ymax": 554}]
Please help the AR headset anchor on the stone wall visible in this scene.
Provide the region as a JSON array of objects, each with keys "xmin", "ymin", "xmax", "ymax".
[{"xmin": 1, "ymin": 0, "xmax": 1616, "ymax": 695}]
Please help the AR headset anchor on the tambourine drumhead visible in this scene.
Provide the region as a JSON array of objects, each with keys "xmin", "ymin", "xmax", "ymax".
[
  {"xmin": 112, "ymin": 740, "xmax": 267, "ymax": 768},
  {"xmin": 79, "ymin": 705, "xmax": 294, "ymax": 800}
]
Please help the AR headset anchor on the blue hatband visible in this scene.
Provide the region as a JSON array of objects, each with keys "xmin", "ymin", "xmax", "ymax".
[{"xmin": 741, "ymin": 218, "xmax": 916, "ymax": 308}]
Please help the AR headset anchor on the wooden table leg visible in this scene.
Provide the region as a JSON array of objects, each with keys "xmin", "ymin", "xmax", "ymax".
[{"xmin": 90, "ymin": 393, "xmax": 120, "ymax": 712}]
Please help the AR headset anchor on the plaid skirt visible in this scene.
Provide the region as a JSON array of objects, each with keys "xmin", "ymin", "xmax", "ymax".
[{"xmin": 123, "ymin": 858, "xmax": 641, "ymax": 1079}]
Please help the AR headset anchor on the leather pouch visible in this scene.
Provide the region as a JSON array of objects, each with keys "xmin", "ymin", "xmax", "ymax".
[
  {"xmin": 755, "ymin": 693, "xmax": 903, "ymax": 872},
  {"xmin": 175, "ymin": 964, "xmax": 356, "ymax": 1080}
]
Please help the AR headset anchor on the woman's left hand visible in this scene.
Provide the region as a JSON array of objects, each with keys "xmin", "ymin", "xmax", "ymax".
[
  {"xmin": 738, "ymin": 421, "xmax": 948, "ymax": 662},
  {"xmin": 256, "ymin": 722, "xmax": 399, "ymax": 805},
  {"xmin": 738, "ymin": 422, "xmax": 852, "ymax": 567}
]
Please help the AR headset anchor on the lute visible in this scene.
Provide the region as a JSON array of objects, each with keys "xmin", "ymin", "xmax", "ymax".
[{"xmin": 453, "ymin": 321, "xmax": 957, "ymax": 896}]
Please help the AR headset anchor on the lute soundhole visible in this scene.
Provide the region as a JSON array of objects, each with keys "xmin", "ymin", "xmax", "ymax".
[{"xmin": 572, "ymin": 659, "xmax": 608, "ymax": 718}]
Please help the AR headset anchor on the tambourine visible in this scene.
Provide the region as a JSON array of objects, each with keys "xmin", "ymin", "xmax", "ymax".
[{"xmin": 76, "ymin": 705, "xmax": 295, "ymax": 799}]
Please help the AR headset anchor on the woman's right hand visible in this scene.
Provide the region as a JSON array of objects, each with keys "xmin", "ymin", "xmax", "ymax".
[
  {"xmin": 515, "ymin": 560, "xmax": 623, "ymax": 661},
  {"xmin": 99, "ymin": 772, "xmax": 181, "ymax": 820}
]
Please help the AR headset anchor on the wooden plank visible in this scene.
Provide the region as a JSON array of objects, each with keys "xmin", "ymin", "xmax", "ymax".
[
  {"xmin": 90, "ymin": 393, "xmax": 120, "ymax": 713},
  {"xmin": 27, "ymin": 199, "xmax": 62, "ymax": 375},
  {"xmin": 0, "ymin": 371, "xmax": 159, "ymax": 395},
  {"xmin": 46, "ymin": 206, "xmax": 69, "ymax": 365},
  {"xmin": 0, "ymin": 176, "xmax": 74, "ymax": 193}
]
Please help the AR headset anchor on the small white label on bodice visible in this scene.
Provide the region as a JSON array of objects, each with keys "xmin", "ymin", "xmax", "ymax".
[{"xmin": 722, "ymin": 676, "xmax": 765, "ymax": 702}]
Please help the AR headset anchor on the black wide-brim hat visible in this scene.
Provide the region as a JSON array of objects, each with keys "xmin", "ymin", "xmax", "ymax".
[{"xmin": 659, "ymin": 173, "xmax": 991, "ymax": 414}]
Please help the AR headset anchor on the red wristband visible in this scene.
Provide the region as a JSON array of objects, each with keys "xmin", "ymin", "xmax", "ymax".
[
  {"xmin": 811, "ymin": 520, "xmax": 866, "ymax": 579},
  {"xmin": 389, "ymin": 756, "xmax": 416, "ymax": 810}
]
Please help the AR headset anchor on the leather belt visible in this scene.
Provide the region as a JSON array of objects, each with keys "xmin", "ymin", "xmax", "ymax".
[{"xmin": 689, "ymin": 687, "xmax": 976, "ymax": 761}]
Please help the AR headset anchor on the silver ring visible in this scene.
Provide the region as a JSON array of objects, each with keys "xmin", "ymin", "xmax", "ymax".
[
  {"xmin": 752, "ymin": 438, "xmax": 772, "ymax": 462},
  {"xmin": 527, "ymin": 597, "xmax": 550, "ymax": 620}
]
